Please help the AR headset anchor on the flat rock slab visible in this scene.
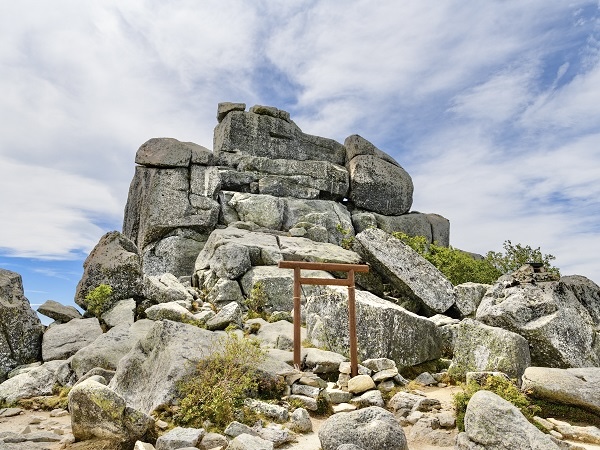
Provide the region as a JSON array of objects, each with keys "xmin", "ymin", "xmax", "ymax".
[{"xmin": 522, "ymin": 366, "xmax": 600, "ymax": 415}]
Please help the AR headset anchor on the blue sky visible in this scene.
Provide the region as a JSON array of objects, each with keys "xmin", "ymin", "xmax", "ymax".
[{"xmin": 1, "ymin": 1, "xmax": 599, "ymax": 317}]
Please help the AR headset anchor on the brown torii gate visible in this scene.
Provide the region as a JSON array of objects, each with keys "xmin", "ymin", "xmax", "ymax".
[{"xmin": 277, "ymin": 261, "xmax": 369, "ymax": 377}]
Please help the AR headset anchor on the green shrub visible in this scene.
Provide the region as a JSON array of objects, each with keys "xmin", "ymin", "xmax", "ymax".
[
  {"xmin": 174, "ymin": 334, "xmax": 267, "ymax": 431},
  {"xmin": 84, "ymin": 284, "xmax": 114, "ymax": 317},
  {"xmin": 392, "ymin": 233, "xmax": 501, "ymax": 285},
  {"xmin": 453, "ymin": 376, "xmax": 540, "ymax": 431},
  {"xmin": 244, "ymin": 282, "xmax": 268, "ymax": 319},
  {"xmin": 485, "ymin": 240, "xmax": 560, "ymax": 276},
  {"xmin": 336, "ymin": 223, "xmax": 355, "ymax": 250}
]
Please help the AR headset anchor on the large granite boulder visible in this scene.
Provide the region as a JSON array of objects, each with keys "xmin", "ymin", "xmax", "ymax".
[
  {"xmin": 42, "ymin": 318, "xmax": 103, "ymax": 362},
  {"xmin": 354, "ymin": 228, "xmax": 455, "ymax": 314},
  {"xmin": 449, "ymin": 319, "xmax": 531, "ymax": 382},
  {"xmin": 454, "ymin": 282, "xmax": 490, "ymax": 317},
  {"xmin": 108, "ymin": 320, "xmax": 221, "ymax": 414},
  {"xmin": 521, "ymin": 366, "xmax": 600, "ymax": 415},
  {"xmin": 74, "ymin": 231, "xmax": 143, "ymax": 309},
  {"xmin": 306, "ymin": 286, "xmax": 442, "ymax": 368},
  {"xmin": 318, "ymin": 406, "xmax": 408, "ymax": 450},
  {"xmin": 223, "ymin": 193, "xmax": 354, "ymax": 246},
  {"xmin": 456, "ymin": 390, "xmax": 559, "ymax": 450},
  {"xmin": 353, "ymin": 211, "xmax": 450, "ymax": 247},
  {"xmin": 142, "ymin": 273, "xmax": 195, "ymax": 304},
  {"xmin": 347, "ymin": 155, "xmax": 413, "ymax": 216},
  {"xmin": 476, "ymin": 272, "xmax": 600, "ymax": 367},
  {"xmin": 37, "ymin": 300, "xmax": 82, "ymax": 323},
  {"xmin": 135, "ymin": 137, "xmax": 213, "ymax": 168},
  {"xmin": 141, "ymin": 229, "xmax": 208, "ymax": 277},
  {"xmin": 214, "ymin": 104, "xmax": 346, "ymax": 166},
  {"xmin": 0, "ymin": 269, "xmax": 44, "ymax": 382},
  {"xmin": 240, "ymin": 266, "xmax": 332, "ymax": 312},
  {"xmin": 70, "ymin": 320, "xmax": 154, "ymax": 379},
  {"xmin": 122, "ymin": 164, "xmax": 220, "ymax": 251},
  {"xmin": 69, "ymin": 378, "xmax": 155, "ymax": 448},
  {"xmin": 0, "ymin": 360, "xmax": 63, "ymax": 404},
  {"xmin": 236, "ymin": 155, "xmax": 349, "ymax": 200}
]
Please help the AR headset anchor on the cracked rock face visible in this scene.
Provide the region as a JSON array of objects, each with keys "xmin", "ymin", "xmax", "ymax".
[{"xmin": 0, "ymin": 269, "xmax": 44, "ymax": 382}]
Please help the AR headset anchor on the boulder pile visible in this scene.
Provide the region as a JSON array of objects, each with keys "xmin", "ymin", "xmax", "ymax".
[{"xmin": 2, "ymin": 103, "xmax": 600, "ymax": 450}]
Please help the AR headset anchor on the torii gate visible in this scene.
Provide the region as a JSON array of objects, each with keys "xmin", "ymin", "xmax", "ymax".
[{"xmin": 277, "ymin": 261, "xmax": 369, "ymax": 377}]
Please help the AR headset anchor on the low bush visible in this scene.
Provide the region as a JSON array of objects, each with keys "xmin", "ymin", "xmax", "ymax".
[
  {"xmin": 453, "ymin": 376, "xmax": 540, "ymax": 431},
  {"xmin": 174, "ymin": 334, "xmax": 267, "ymax": 431},
  {"xmin": 84, "ymin": 284, "xmax": 114, "ymax": 317}
]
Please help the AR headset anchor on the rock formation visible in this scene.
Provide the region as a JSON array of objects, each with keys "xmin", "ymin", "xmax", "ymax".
[
  {"xmin": 0, "ymin": 269, "xmax": 44, "ymax": 382},
  {"xmin": 3, "ymin": 102, "xmax": 600, "ymax": 450}
]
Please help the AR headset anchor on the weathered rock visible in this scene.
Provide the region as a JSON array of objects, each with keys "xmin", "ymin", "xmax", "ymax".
[
  {"xmin": 211, "ymin": 242, "xmax": 252, "ymax": 279},
  {"xmin": 108, "ymin": 320, "xmax": 223, "ymax": 414},
  {"xmin": 291, "ymin": 383, "xmax": 320, "ymax": 398},
  {"xmin": 348, "ymin": 155, "xmax": 413, "ymax": 216},
  {"xmin": 522, "ymin": 367, "xmax": 600, "ymax": 415},
  {"xmin": 217, "ymin": 101, "xmax": 246, "ymax": 122},
  {"xmin": 344, "ymin": 134, "xmax": 399, "ymax": 167},
  {"xmin": 454, "ymin": 282, "xmax": 490, "ymax": 317},
  {"xmin": 70, "ymin": 320, "xmax": 154, "ymax": 378},
  {"xmin": 240, "ymin": 267, "xmax": 332, "ymax": 313},
  {"xmin": 408, "ymin": 417, "xmax": 456, "ymax": 447},
  {"xmin": 224, "ymin": 421, "xmax": 258, "ymax": 438},
  {"xmin": 347, "ymin": 375, "xmax": 375, "ymax": 394},
  {"xmin": 248, "ymin": 319, "xmax": 297, "ymax": 351},
  {"xmin": 228, "ymin": 433, "xmax": 274, "ymax": 450},
  {"xmin": 101, "ymin": 299, "xmax": 136, "ymax": 328},
  {"xmin": 256, "ymin": 423, "xmax": 295, "ymax": 447},
  {"xmin": 236, "ymin": 155, "xmax": 349, "ymax": 200},
  {"xmin": 546, "ymin": 418, "xmax": 600, "ymax": 445},
  {"xmin": 0, "ymin": 360, "xmax": 63, "ymax": 404},
  {"xmin": 302, "ymin": 348, "xmax": 347, "ymax": 374},
  {"xmin": 456, "ymin": 390, "xmax": 559, "ymax": 450},
  {"xmin": 122, "ymin": 165, "xmax": 219, "ymax": 250},
  {"xmin": 388, "ymin": 391, "xmax": 427, "ymax": 415},
  {"xmin": 288, "ymin": 408, "xmax": 312, "ymax": 433},
  {"xmin": 318, "ymin": 406, "xmax": 408, "ymax": 450},
  {"xmin": 206, "ymin": 301, "xmax": 243, "ymax": 330},
  {"xmin": 144, "ymin": 302, "xmax": 197, "ymax": 323},
  {"xmin": 244, "ymin": 398, "xmax": 289, "ymax": 422},
  {"xmin": 366, "ymin": 212, "xmax": 450, "ymax": 247},
  {"xmin": 74, "ymin": 231, "xmax": 143, "ymax": 309},
  {"xmin": 207, "ymin": 278, "xmax": 245, "ymax": 306},
  {"xmin": 476, "ymin": 273, "xmax": 600, "ymax": 367},
  {"xmin": 354, "ymin": 228, "xmax": 455, "ymax": 314},
  {"xmin": 42, "ymin": 318, "xmax": 103, "ymax": 362},
  {"xmin": 0, "ymin": 269, "xmax": 44, "ymax": 382},
  {"xmin": 37, "ymin": 300, "xmax": 82, "ymax": 323},
  {"xmin": 361, "ymin": 358, "xmax": 396, "ymax": 373},
  {"xmin": 449, "ymin": 318, "xmax": 531, "ymax": 382},
  {"xmin": 288, "ymin": 394, "xmax": 318, "ymax": 411},
  {"xmin": 155, "ymin": 426, "xmax": 205, "ymax": 450},
  {"xmin": 201, "ymin": 432, "xmax": 229, "ymax": 450},
  {"xmin": 306, "ymin": 286, "xmax": 442, "ymax": 368},
  {"xmin": 278, "ymin": 236, "xmax": 361, "ymax": 265},
  {"xmin": 69, "ymin": 378, "xmax": 154, "ymax": 447},
  {"xmin": 143, "ymin": 273, "xmax": 195, "ymax": 305},
  {"xmin": 350, "ymin": 389, "xmax": 384, "ymax": 408},
  {"xmin": 135, "ymin": 138, "xmax": 213, "ymax": 168},
  {"xmin": 214, "ymin": 106, "xmax": 346, "ymax": 166},
  {"xmin": 194, "ymin": 228, "xmax": 282, "ymax": 279},
  {"xmin": 141, "ymin": 229, "xmax": 208, "ymax": 277}
]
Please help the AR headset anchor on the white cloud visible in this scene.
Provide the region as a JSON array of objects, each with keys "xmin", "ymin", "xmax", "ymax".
[
  {"xmin": 0, "ymin": 0, "xmax": 599, "ymax": 287},
  {"xmin": 0, "ymin": 157, "xmax": 121, "ymax": 259}
]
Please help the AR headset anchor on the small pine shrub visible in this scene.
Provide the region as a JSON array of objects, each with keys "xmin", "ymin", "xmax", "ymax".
[
  {"xmin": 244, "ymin": 282, "xmax": 269, "ymax": 319},
  {"xmin": 174, "ymin": 334, "xmax": 267, "ymax": 432},
  {"xmin": 84, "ymin": 284, "xmax": 114, "ymax": 317},
  {"xmin": 453, "ymin": 376, "xmax": 540, "ymax": 431},
  {"xmin": 336, "ymin": 223, "xmax": 355, "ymax": 250}
]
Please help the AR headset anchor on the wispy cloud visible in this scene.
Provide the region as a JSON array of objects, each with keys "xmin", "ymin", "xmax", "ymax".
[{"xmin": 0, "ymin": 0, "xmax": 599, "ymax": 286}]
